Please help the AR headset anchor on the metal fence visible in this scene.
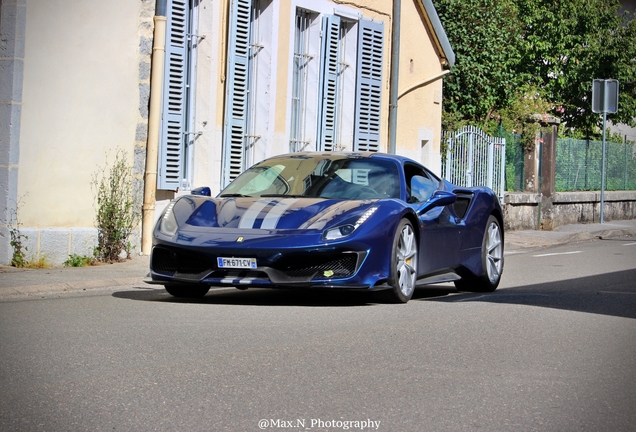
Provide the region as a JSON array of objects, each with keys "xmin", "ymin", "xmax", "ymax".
[
  {"xmin": 501, "ymin": 131, "xmax": 524, "ymax": 192},
  {"xmin": 556, "ymin": 138, "xmax": 636, "ymax": 192},
  {"xmin": 442, "ymin": 126, "xmax": 506, "ymax": 199}
]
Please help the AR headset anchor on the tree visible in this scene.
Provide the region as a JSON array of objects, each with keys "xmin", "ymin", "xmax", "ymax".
[
  {"xmin": 435, "ymin": 0, "xmax": 636, "ymax": 136},
  {"xmin": 516, "ymin": 0, "xmax": 636, "ymax": 135},
  {"xmin": 435, "ymin": 0, "xmax": 527, "ymax": 125}
]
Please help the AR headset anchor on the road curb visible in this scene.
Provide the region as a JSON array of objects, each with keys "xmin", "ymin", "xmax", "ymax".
[
  {"xmin": 0, "ymin": 277, "xmax": 146, "ymax": 299},
  {"xmin": 504, "ymin": 226, "xmax": 636, "ymax": 251}
]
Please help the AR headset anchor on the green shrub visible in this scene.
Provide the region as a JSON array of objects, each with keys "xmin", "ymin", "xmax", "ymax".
[
  {"xmin": 92, "ymin": 150, "xmax": 140, "ymax": 263},
  {"xmin": 64, "ymin": 254, "xmax": 95, "ymax": 267}
]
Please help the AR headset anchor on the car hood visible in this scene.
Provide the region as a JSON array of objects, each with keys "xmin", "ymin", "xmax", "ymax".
[{"xmin": 172, "ymin": 195, "xmax": 377, "ymax": 231}]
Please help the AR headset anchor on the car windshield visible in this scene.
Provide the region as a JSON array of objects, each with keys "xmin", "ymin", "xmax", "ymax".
[{"xmin": 220, "ymin": 155, "xmax": 400, "ymax": 200}]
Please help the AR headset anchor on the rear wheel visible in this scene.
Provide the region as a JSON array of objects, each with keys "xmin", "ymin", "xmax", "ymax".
[
  {"xmin": 385, "ymin": 219, "xmax": 418, "ymax": 303},
  {"xmin": 164, "ymin": 284, "xmax": 210, "ymax": 298},
  {"xmin": 455, "ymin": 215, "xmax": 503, "ymax": 292}
]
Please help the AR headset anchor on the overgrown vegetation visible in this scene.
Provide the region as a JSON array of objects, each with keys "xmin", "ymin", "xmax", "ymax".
[
  {"xmin": 92, "ymin": 150, "xmax": 140, "ymax": 263},
  {"xmin": 8, "ymin": 196, "xmax": 29, "ymax": 268},
  {"xmin": 64, "ymin": 254, "xmax": 96, "ymax": 267},
  {"xmin": 6, "ymin": 196, "xmax": 51, "ymax": 268},
  {"xmin": 9, "ymin": 226, "xmax": 28, "ymax": 268},
  {"xmin": 436, "ymin": 0, "xmax": 636, "ymax": 138}
]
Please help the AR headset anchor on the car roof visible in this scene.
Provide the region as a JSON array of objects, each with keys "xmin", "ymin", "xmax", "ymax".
[{"xmin": 267, "ymin": 151, "xmax": 420, "ymax": 166}]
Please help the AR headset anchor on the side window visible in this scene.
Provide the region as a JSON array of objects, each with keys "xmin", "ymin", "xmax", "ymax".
[{"xmin": 405, "ymin": 164, "xmax": 439, "ymax": 204}]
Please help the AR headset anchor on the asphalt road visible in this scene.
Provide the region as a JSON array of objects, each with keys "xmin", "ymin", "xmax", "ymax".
[{"xmin": 1, "ymin": 237, "xmax": 635, "ymax": 432}]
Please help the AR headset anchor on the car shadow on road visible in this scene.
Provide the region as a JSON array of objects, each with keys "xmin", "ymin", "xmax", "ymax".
[
  {"xmin": 113, "ymin": 284, "xmax": 459, "ymax": 307},
  {"xmin": 429, "ymin": 268, "xmax": 636, "ymax": 320}
]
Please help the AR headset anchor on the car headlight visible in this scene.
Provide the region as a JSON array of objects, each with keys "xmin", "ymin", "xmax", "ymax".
[
  {"xmin": 159, "ymin": 201, "xmax": 178, "ymax": 236},
  {"xmin": 323, "ymin": 206, "xmax": 378, "ymax": 240}
]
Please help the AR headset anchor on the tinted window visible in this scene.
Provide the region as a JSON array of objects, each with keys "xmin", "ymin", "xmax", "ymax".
[{"xmin": 404, "ymin": 163, "xmax": 439, "ymax": 204}]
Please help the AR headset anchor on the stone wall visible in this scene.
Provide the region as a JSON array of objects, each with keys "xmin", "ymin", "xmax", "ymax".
[{"xmin": 504, "ymin": 191, "xmax": 636, "ymax": 231}]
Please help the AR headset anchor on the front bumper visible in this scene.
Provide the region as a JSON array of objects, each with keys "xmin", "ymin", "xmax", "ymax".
[{"xmin": 148, "ymin": 243, "xmax": 373, "ymax": 289}]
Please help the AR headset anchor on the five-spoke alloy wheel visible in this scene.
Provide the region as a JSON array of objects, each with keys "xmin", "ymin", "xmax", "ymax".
[
  {"xmin": 455, "ymin": 215, "xmax": 504, "ymax": 292},
  {"xmin": 386, "ymin": 219, "xmax": 418, "ymax": 303}
]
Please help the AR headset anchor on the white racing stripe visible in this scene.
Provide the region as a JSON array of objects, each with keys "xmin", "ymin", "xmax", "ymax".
[
  {"xmin": 238, "ymin": 199, "xmax": 272, "ymax": 229},
  {"xmin": 261, "ymin": 199, "xmax": 298, "ymax": 229},
  {"xmin": 239, "ymin": 198, "xmax": 298, "ymax": 229}
]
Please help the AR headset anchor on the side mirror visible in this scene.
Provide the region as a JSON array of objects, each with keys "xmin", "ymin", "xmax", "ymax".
[
  {"xmin": 191, "ymin": 186, "xmax": 211, "ymax": 197},
  {"xmin": 416, "ymin": 190, "xmax": 457, "ymax": 215}
]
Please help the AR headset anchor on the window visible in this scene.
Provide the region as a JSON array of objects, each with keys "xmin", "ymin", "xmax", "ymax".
[
  {"xmin": 290, "ymin": 9, "xmax": 320, "ymax": 153},
  {"xmin": 405, "ymin": 163, "xmax": 440, "ymax": 204},
  {"xmin": 291, "ymin": 10, "xmax": 384, "ymax": 154},
  {"xmin": 222, "ymin": 0, "xmax": 274, "ymax": 188},
  {"xmin": 158, "ymin": 0, "xmax": 199, "ymax": 190},
  {"xmin": 353, "ymin": 19, "xmax": 384, "ymax": 152},
  {"xmin": 316, "ymin": 14, "xmax": 341, "ymax": 151},
  {"xmin": 245, "ymin": 0, "xmax": 274, "ymax": 169}
]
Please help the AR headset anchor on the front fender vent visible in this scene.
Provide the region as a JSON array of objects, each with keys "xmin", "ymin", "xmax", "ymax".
[{"xmin": 453, "ymin": 191, "xmax": 474, "ymax": 219}]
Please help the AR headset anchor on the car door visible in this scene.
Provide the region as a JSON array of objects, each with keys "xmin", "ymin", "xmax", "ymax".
[{"xmin": 404, "ymin": 163, "xmax": 461, "ymax": 275}]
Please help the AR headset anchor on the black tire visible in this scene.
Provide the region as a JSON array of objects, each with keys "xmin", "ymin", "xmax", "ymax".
[
  {"xmin": 384, "ymin": 219, "xmax": 418, "ymax": 303},
  {"xmin": 164, "ymin": 284, "xmax": 210, "ymax": 298},
  {"xmin": 454, "ymin": 215, "xmax": 504, "ymax": 292}
]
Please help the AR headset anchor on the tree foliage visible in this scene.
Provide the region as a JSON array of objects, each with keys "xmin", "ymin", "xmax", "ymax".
[
  {"xmin": 435, "ymin": 0, "xmax": 526, "ymax": 124},
  {"xmin": 435, "ymin": 0, "xmax": 636, "ymax": 136}
]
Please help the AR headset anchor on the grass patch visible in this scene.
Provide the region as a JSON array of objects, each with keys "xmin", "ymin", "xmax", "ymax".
[
  {"xmin": 22, "ymin": 256, "xmax": 52, "ymax": 269},
  {"xmin": 63, "ymin": 254, "xmax": 96, "ymax": 267}
]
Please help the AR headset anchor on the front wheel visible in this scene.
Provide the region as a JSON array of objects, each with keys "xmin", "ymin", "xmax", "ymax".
[
  {"xmin": 385, "ymin": 219, "xmax": 418, "ymax": 303},
  {"xmin": 455, "ymin": 215, "xmax": 504, "ymax": 292},
  {"xmin": 164, "ymin": 284, "xmax": 210, "ymax": 298}
]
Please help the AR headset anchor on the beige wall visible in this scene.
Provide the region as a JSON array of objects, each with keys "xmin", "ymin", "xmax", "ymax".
[
  {"xmin": 18, "ymin": 0, "xmax": 143, "ymax": 228},
  {"xmin": 395, "ymin": 0, "xmax": 445, "ymax": 174}
]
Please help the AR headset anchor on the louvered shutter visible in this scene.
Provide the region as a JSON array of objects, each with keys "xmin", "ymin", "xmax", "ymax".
[
  {"xmin": 158, "ymin": 0, "xmax": 189, "ymax": 190},
  {"xmin": 354, "ymin": 19, "xmax": 384, "ymax": 152},
  {"xmin": 317, "ymin": 15, "xmax": 340, "ymax": 152},
  {"xmin": 222, "ymin": 0, "xmax": 252, "ymax": 188}
]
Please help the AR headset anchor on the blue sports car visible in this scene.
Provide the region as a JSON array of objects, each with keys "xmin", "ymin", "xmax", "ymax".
[{"xmin": 148, "ymin": 152, "xmax": 504, "ymax": 303}]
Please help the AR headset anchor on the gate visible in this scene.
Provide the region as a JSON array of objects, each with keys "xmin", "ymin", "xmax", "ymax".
[{"xmin": 442, "ymin": 125, "xmax": 506, "ymax": 200}]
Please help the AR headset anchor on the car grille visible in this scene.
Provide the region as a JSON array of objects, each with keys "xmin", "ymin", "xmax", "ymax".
[
  {"xmin": 151, "ymin": 248, "xmax": 212, "ymax": 275},
  {"xmin": 280, "ymin": 254, "xmax": 358, "ymax": 279}
]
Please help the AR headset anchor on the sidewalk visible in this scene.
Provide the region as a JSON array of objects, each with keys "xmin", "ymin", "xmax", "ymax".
[{"xmin": 1, "ymin": 219, "xmax": 635, "ymax": 299}]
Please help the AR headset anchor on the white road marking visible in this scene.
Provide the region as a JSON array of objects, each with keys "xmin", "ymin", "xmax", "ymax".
[
  {"xmin": 532, "ymin": 251, "xmax": 582, "ymax": 258},
  {"xmin": 622, "ymin": 242, "xmax": 636, "ymax": 246}
]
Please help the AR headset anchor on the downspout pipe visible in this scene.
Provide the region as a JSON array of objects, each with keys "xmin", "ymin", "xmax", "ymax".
[
  {"xmin": 388, "ymin": 0, "xmax": 401, "ymax": 154},
  {"xmin": 142, "ymin": 0, "xmax": 168, "ymax": 255}
]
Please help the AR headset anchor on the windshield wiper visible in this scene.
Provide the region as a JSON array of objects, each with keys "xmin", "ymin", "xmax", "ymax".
[
  {"xmin": 219, "ymin": 193, "xmax": 251, "ymax": 198},
  {"xmin": 260, "ymin": 194, "xmax": 306, "ymax": 198}
]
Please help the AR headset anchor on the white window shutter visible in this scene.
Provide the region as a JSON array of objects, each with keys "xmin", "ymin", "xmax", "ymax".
[
  {"xmin": 317, "ymin": 15, "xmax": 341, "ymax": 152},
  {"xmin": 222, "ymin": 0, "xmax": 252, "ymax": 188},
  {"xmin": 354, "ymin": 19, "xmax": 384, "ymax": 152},
  {"xmin": 158, "ymin": 0, "xmax": 189, "ymax": 190}
]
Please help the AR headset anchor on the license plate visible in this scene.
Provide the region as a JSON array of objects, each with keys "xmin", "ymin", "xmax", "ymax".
[{"xmin": 217, "ymin": 257, "xmax": 257, "ymax": 269}]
